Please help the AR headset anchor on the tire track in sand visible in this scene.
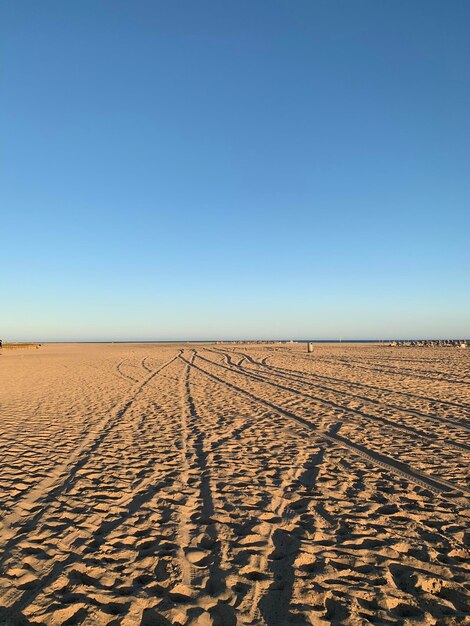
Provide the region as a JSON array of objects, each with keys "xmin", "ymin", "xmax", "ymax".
[
  {"xmin": 181, "ymin": 353, "xmax": 468, "ymax": 506},
  {"xmin": 336, "ymin": 357, "xmax": 470, "ymax": 386},
  {"xmin": 198, "ymin": 350, "xmax": 470, "ymax": 496},
  {"xmin": 263, "ymin": 351, "xmax": 470, "ymax": 412},
  {"xmin": 142, "ymin": 356, "xmax": 153, "ymax": 373},
  {"xmin": 218, "ymin": 348, "xmax": 470, "ymax": 434},
  {"xmin": 173, "ymin": 353, "xmax": 236, "ymax": 622},
  {"xmin": 205, "ymin": 349, "xmax": 470, "ymax": 455},
  {"xmin": 0, "ymin": 351, "xmax": 182, "ymax": 550},
  {"xmin": 116, "ymin": 358, "xmax": 139, "ymax": 383}
]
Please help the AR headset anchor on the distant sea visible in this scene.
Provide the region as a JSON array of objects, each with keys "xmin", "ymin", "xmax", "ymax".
[{"xmin": 43, "ymin": 339, "xmax": 468, "ymax": 344}]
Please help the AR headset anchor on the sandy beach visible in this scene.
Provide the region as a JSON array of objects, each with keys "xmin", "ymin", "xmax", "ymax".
[{"xmin": 0, "ymin": 342, "xmax": 468, "ymax": 625}]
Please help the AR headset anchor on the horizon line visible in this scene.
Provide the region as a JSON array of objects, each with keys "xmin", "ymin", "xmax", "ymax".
[{"xmin": 3, "ymin": 337, "xmax": 469, "ymax": 344}]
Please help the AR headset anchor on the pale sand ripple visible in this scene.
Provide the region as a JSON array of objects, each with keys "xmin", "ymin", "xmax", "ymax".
[{"xmin": 0, "ymin": 342, "xmax": 468, "ymax": 625}]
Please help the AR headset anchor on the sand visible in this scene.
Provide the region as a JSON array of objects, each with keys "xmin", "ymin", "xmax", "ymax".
[{"xmin": 0, "ymin": 342, "xmax": 468, "ymax": 625}]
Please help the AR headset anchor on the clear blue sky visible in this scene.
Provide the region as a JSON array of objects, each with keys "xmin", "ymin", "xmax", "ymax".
[{"xmin": 1, "ymin": 1, "xmax": 469, "ymax": 340}]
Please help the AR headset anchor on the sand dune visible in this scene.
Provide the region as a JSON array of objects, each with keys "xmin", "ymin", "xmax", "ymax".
[{"xmin": 0, "ymin": 342, "xmax": 468, "ymax": 625}]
